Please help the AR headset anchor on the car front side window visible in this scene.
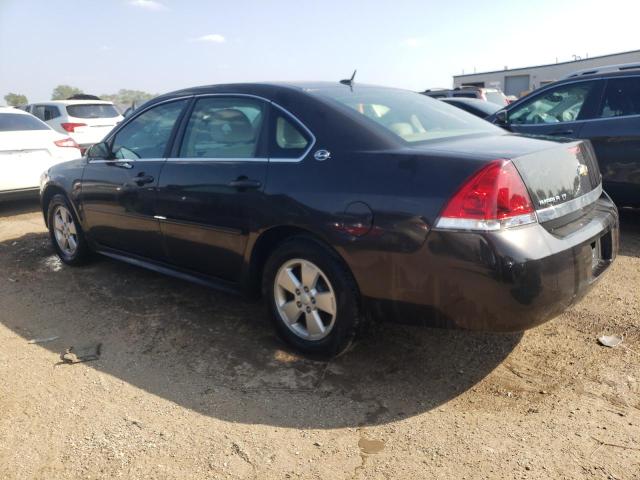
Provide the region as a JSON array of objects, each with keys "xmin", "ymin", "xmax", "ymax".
[
  {"xmin": 509, "ymin": 81, "xmax": 596, "ymax": 125},
  {"xmin": 111, "ymin": 99, "xmax": 188, "ymax": 160}
]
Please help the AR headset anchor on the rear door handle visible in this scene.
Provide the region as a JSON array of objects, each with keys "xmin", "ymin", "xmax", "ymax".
[
  {"xmin": 228, "ymin": 179, "xmax": 262, "ymax": 189},
  {"xmin": 135, "ymin": 174, "xmax": 155, "ymax": 186}
]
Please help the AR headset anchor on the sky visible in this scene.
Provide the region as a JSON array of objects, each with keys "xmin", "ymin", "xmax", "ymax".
[{"xmin": 1, "ymin": 0, "xmax": 639, "ymax": 102}]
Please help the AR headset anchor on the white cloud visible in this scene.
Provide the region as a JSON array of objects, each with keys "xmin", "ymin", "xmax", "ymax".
[
  {"xmin": 402, "ymin": 38, "xmax": 426, "ymax": 48},
  {"xmin": 193, "ymin": 34, "xmax": 226, "ymax": 44},
  {"xmin": 128, "ymin": 0, "xmax": 168, "ymax": 11}
]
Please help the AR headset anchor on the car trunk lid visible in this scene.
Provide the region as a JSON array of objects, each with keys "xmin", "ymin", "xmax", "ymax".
[
  {"xmin": 510, "ymin": 140, "xmax": 601, "ymax": 221},
  {"xmin": 412, "ymin": 133, "xmax": 602, "ymax": 223}
]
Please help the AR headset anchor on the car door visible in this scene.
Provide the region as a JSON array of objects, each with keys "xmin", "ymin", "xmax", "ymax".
[
  {"xmin": 81, "ymin": 98, "xmax": 189, "ymax": 260},
  {"xmin": 502, "ymin": 80, "xmax": 603, "ymax": 139},
  {"xmin": 578, "ymin": 75, "xmax": 640, "ymax": 205},
  {"xmin": 155, "ymin": 95, "xmax": 269, "ymax": 282}
]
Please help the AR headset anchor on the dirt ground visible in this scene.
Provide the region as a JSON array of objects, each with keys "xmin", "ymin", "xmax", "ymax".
[{"xmin": 0, "ymin": 199, "xmax": 638, "ymax": 480}]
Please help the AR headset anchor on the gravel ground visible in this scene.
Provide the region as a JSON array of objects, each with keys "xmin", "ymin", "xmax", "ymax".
[{"xmin": 0, "ymin": 199, "xmax": 638, "ymax": 480}]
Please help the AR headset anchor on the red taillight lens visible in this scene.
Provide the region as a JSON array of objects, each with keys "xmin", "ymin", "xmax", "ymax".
[
  {"xmin": 60, "ymin": 122, "xmax": 86, "ymax": 132},
  {"xmin": 436, "ymin": 160, "xmax": 536, "ymax": 230},
  {"xmin": 54, "ymin": 137, "xmax": 80, "ymax": 149}
]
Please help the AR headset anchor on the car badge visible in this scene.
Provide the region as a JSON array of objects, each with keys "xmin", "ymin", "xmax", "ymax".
[
  {"xmin": 577, "ymin": 164, "xmax": 589, "ymax": 177},
  {"xmin": 314, "ymin": 149, "xmax": 331, "ymax": 161}
]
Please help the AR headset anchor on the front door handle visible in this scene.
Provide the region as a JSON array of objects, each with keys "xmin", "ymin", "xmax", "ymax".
[
  {"xmin": 549, "ymin": 129, "xmax": 574, "ymax": 136},
  {"xmin": 228, "ymin": 178, "xmax": 262, "ymax": 189},
  {"xmin": 134, "ymin": 174, "xmax": 155, "ymax": 186}
]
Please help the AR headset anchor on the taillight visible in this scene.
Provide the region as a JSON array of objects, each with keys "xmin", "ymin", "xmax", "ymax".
[
  {"xmin": 54, "ymin": 137, "xmax": 80, "ymax": 149},
  {"xmin": 435, "ymin": 160, "xmax": 537, "ymax": 231},
  {"xmin": 60, "ymin": 122, "xmax": 86, "ymax": 132}
]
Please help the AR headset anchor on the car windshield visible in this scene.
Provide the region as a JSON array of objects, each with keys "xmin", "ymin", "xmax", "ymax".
[
  {"xmin": 0, "ymin": 113, "xmax": 50, "ymax": 131},
  {"xmin": 66, "ymin": 104, "xmax": 120, "ymax": 119},
  {"xmin": 311, "ymin": 87, "xmax": 500, "ymax": 143}
]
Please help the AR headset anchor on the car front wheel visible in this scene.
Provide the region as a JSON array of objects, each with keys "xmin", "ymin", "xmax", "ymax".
[
  {"xmin": 263, "ymin": 237, "xmax": 363, "ymax": 356},
  {"xmin": 47, "ymin": 194, "xmax": 91, "ymax": 266}
]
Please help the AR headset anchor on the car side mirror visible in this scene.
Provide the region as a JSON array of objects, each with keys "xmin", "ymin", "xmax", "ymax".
[
  {"xmin": 495, "ymin": 109, "xmax": 509, "ymax": 125},
  {"xmin": 86, "ymin": 141, "xmax": 112, "ymax": 160}
]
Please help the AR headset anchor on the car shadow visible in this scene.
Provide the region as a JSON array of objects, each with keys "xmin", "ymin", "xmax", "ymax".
[
  {"xmin": 619, "ymin": 207, "xmax": 640, "ymax": 258},
  {"xmin": 0, "ymin": 231, "xmax": 526, "ymax": 429},
  {"xmin": 0, "ymin": 197, "xmax": 41, "ymax": 218}
]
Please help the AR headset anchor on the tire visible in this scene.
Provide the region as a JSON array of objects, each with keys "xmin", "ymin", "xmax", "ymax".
[
  {"xmin": 262, "ymin": 236, "xmax": 363, "ymax": 357},
  {"xmin": 47, "ymin": 194, "xmax": 92, "ymax": 266}
]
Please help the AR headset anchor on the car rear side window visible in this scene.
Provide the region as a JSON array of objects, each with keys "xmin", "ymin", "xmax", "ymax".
[
  {"xmin": 179, "ymin": 97, "xmax": 266, "ymax": 158},
  {"xmin": 0, "ymin": 113, "xmax": 50, "ymax": 131},
  {"xmin": 111, "ymin": 100, "xmax": 188, "ymax": 160},
  {"xmin": 44, "ymin": 106, "xmax": 60, "ymax": 121},
  {"xmin": 599, "ymin": 77, "xmax": 640, "ymax": 118},
  {"xmin": 269, "ymin": 110, "xmax": 311, "ymax": 159},
  {"xmin": 66, "ymin": 104, "xmax": 119, "ymax": 119},
  {"xmin": 509, "ymin": 81, "xmax": 596, "ymax": 125}
]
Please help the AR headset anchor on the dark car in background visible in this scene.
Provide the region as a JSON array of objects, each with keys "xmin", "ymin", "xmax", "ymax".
[
  {"xmin": 40, "ymin": 82, "xmax": 618, "ymax": 355},
  {"xmin": 489, "ymin": 64, "xmax": 640, "ymax": 207},
  {"xmin": 423, "ymin": 86, "xmax": 509, "ymax": 106},
  {"xmin": 440, "ymin": 97, "xmax": 502, "ymax": 119}
]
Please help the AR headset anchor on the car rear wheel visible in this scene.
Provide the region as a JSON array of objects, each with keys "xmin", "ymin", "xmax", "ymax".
[
  {"xmin": 263, "ymin": 237, "xmax": 363, "ymax": 356},
  {"xmin": 47, "ymin": 194, "xmax": 91, "ymax": 266}
]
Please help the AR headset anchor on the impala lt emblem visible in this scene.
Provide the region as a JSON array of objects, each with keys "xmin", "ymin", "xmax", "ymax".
[{"xmin": 314, "ymin": 149, "xmax": 331, "ymax": 161}]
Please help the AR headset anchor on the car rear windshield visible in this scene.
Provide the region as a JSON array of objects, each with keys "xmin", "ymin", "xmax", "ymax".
[
  {"xmin": 311, "ymin": 87, "xmax": 501, "ymax": 143},
  {"xmin": 0, "ymin": 113, "xmax": 50, "ymax": 131},
  {"xmin": 66, "ymin": 104, "xmax": 119, "ymax": 119},
  {"xmin": 485, "ymin": 91, "xmax": 506, "ymax": 105}
]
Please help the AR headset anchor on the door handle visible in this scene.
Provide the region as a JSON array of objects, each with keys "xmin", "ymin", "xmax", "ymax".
[
  {"xmin": 134, "ymin": 174, "xmax": 155, "ymax": 186},
  {"xmin": 228, "ymin": 178, "xmax": 262, "ymax": 189},
  {"xmin": 113, "ymin": 161, "xmax": 133, "ymax": 169},
  {"xmin": 549, "ymin": 129, "xmax": 574, "ymax": 136}
]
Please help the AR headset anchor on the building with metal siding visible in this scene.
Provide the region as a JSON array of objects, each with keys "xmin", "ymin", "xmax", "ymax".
[{"xmin": 453, "ymin": 50, "xmax": 640, "ymax": 98}]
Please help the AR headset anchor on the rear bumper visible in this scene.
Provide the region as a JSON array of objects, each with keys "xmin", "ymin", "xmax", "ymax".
[{"xmin": 364, "ymin": 194, "xmax": 619, "ymax": 332}]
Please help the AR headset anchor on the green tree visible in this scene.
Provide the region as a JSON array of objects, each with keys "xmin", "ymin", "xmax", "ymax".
[
  {"xmin": 51, "ymin": 85, "xmax": 83, "ymax": 100},
  {"xmin": 100, "ymin": 89, "xmax": 156, "ymax": 110},
  {"xmin": 3, "ymin": 92, "xmax": 28, "ymax": 106}
]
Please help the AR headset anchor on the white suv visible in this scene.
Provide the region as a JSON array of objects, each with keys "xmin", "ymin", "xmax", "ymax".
[{"xmin": 25, "ymin": 100, "xmax": 123, "ymax": 152}]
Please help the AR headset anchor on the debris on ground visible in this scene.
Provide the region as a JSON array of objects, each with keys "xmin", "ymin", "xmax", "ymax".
[
  {"xmin": 358, "ymin": 437, "xmax": 385, "ymax": 454},
  {"xmin": 59, "ymin": 343, "xmax": 102, "ymax": 364},
  {"xmin": 27, "ymin": 336, "xmax": 59, "ymax": 344},
  {"xmin": 598, "ymin": 335, "xmax": 624, "ymax": 348}
]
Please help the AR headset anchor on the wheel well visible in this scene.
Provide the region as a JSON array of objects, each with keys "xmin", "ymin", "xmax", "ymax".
[
  {"xmin": 248, "ymin": 226, "xmax": 348, "ymax": 297},
  {"xmin": 41, "ymin": 186, "xmax": 67, "ymax": 227}
]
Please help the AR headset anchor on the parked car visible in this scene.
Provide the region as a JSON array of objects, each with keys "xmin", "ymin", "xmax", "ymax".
[
  {"xmin": 488, "ymin": 64, "xmax": 640, "ymax": 207},
  {"xmin": 40, "ymin": 82, "xmax": 618, "ymax": 355},
  {"xmin": 423, "ymin": 86, "xmax": 509, "ymax": 106},
  {"xmin": 440, "ymin": 97, "xmax": 501, "ymax": 119},
  {"xmin": 24, "ymin": 99, "xmax": 123, "ymax": 153},
  {"xmin": 0, "ymin": 107, "xmax": 80, "ymax": 198}
]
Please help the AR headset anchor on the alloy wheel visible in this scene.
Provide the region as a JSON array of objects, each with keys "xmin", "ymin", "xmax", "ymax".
[
  {"xmin": 53, "ymin": 205, "xmax": 78, "ymax": 256},
  {"xmin": 274, "ymin": 258, "xmax": 337, "ymax": 341}
]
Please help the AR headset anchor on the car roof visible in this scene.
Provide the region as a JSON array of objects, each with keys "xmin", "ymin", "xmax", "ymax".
[
  {"xmin": 146, "ymin": 81, "xmax": 416, "ymax": 108},
  {"xmin": 565, "ymin": 62, "xmax": 640, "ymax": 79},
  {"xmin": 30, "ymin": 100, "xmax": 115, "ymax": 106},
  {"xmin": 0, "ymin": 106, "xmax": 31, "ymax": 114}
]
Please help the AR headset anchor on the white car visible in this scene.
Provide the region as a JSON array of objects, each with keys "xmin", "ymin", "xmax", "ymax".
[
  {"xmin": 0, "ymin": 107, "xmax": 81, "ymax": 198},
  {"xmin": 25, "ymin": 99, "xmax": 123, "ymax": 152}
]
